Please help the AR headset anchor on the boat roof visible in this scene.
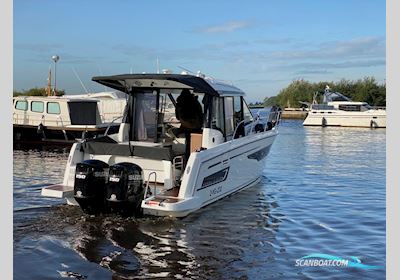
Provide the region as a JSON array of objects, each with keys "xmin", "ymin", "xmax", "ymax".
[
  {"xmin": 65, "ymin": 91, "xmax": 126, "ymax": 99},
  {"xmin": 92, "ymin": 73, "xmax": 245, "ymax": 97},
  {"xmin": 328, "ymin": 101, "xmax": 368, "ymax": 105}
]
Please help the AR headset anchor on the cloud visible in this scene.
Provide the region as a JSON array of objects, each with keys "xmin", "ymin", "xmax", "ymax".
[
  {"xmin": 254, "ymin": 38, "xmax": 293, "ymax": 45},
  {"xmin": 291, "ymin": 59, "xmax": 385, "ymax": 70},
  {"xmin": 194, "ymin": 20, "xmax": 252, "ymax": 34},
  {"xmin": 296, "ymin": 69, "xmax": 332, "ymax": 75},
  {"xmin": 14, "ymin": 43, "xmax": 63, "ymax": 53},
  {"xmin": 269, "ymin": 36, "xmax": 385, "ymax": 61}
]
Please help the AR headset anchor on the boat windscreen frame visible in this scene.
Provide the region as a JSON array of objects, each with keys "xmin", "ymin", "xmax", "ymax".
[{"xmin": 122, "ymin": 87, "xmax": 212, "ymax": 143}]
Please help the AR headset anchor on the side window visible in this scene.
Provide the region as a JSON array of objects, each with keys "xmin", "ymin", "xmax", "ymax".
[
  {"xmin": 47, "ymin": 102, "xmax": 60, "ymax": 114},
  {"xmin": 15, "ymin": 100, "xmax": 28, "ymax": 111},
  {"xmin": 31, "ymin": 101, "xmax": 44, "ymax": 113},
  {"xmin": 224, "ymin": 97, "xmax": 234, "ymax": 137},
  {"xmin": 242, "ymin": 98, "xmax": 254, "ymax": 123},
  {"xmin": 233, "ymin": 96, "xmax": 243, "ymax": 126},
  {"xmin": 211, "ymin": 97, "xmax": 225, "ymax": 133}
]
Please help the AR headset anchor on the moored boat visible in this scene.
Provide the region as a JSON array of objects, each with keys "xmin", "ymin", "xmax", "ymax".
[
  {"xmin": 13, "ymin": 92, "xmax": 126, "ymax": 145},
  {"xmin": 303, "ymin": 86, "xmax": 386, "ymax": 128}
]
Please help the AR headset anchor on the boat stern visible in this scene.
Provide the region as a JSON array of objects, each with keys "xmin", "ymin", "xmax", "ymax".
[{"xmin": 141, "ymin": 197, "xmax": 199, "ymax": 218}]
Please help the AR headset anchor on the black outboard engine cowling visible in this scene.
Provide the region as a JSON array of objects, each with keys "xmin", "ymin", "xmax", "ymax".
[
  {"xmin": 106, "ymin": 162, "xmax": 145, "ymax": 216},
  {"xmin": 74, "ymin": 159, "xmax": 109, "ymax": 214}
]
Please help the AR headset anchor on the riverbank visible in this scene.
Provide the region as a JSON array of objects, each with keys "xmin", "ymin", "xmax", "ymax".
[
  {"xmin": 249, "ymin": 106, "xmax": 307, "ymax": 119},
  {"xmin": 281, "ymin": 108, "xmax": 308, "ymax": 119}
]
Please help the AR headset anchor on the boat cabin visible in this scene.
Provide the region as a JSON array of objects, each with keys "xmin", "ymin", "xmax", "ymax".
[
  {"xmin": 13, "ymin": 96, "xmax": 102, "ymax": 127},
  {"xmin": 91, "ymin": 73, "xmax": 258, "ymax": 155},
  {"xmin": 75, "ymin": 73, "xmax": 276, "ymax": 187}
]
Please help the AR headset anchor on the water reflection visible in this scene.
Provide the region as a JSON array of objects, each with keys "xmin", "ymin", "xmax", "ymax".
[{"xmin": 14, "ymin": 178, "xmax": 282, "ymax": 279}]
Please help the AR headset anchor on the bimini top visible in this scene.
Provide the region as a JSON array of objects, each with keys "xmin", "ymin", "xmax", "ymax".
[{"xmin": 92, "ymin": 73, "xmax": 245, "ymax": 97}]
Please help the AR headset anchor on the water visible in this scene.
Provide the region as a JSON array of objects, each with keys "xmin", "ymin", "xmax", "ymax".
[{"xmin": 13, "ymin": 120, "xmax": 386, "ymax": 279}]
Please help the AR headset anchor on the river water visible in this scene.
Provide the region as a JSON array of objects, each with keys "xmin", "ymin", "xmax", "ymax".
[{"xmin": 13, "ymin": 120, "xmax": 386, "ymax": 279}]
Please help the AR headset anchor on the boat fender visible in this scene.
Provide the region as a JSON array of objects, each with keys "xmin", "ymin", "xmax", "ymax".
[
  {"xmin": 37, "ymin": 123, "xmax": 44, "ymax": 135},
  {"xmin": 321, "ymin": 117, "xmax": 327, "ymax": 127},
  {"xmin": 370, "ymin": 120, "xmax": 378, "ymax": 128}
]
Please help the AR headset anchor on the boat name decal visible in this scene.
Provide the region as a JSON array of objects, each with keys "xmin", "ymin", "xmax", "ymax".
[{"xmin": 209, "ymin": 186, "xmax": 222, "ymax": 196}]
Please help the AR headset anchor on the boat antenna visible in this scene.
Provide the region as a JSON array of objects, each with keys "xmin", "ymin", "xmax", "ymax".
[
  {"xmin": 96, "ymin": 63, "xmax": 107, "ymax": 92},
  {"xmin": 71, "ymin": 66, "xmax": 89, "ymax": 94}
]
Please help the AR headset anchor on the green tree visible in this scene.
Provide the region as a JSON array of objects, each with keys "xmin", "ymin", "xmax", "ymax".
[
  {"xmin": 13, "ymin": 87, "xmax": 65, "ymax": 97},
  {"xmin": 267, "ymin": 77, "xmax": 385, "ymax": 108}
]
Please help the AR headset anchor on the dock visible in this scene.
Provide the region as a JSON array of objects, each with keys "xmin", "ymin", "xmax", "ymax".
[
  {"xmin": 281, "ymin": 108, "xmax": 308, "ymax": 119},
  {"xmin": 249, "ymin": 105, "xmax": 308, "ymax": 119}
]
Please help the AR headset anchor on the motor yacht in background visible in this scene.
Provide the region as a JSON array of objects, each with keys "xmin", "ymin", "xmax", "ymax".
[
  {"xmin": 303, "ymin": 85, "xmax": 386, "ymax": 128},
  {"xmin": 41, "ymin": 72, "xmax": 281, "ymax": 217},
  {"xmin": 13, "ymin": 91, "xmax": 126, "ymax": 144}
]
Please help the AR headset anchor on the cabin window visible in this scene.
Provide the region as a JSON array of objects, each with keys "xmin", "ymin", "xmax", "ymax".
[
  {"xmin": 233, "ymin": 97, "xmax": 243, "ymax": 124},
  {"xmin": 15, "ymin": 100, "xmax": 28, "ymax": 111},
  {"xmin": 224, "ymin": 97, "xmax": 235, "ymax": 137},
  {"xmin": 134, "ymin": 92, "xmax": 158, "ymax": 141},
  {"xmin": 360, "ymin": 104, "xmax": 372, "ymax": 111},
  {"xmin": 47, "ymin": 102, "xmax": 61, "ymax": 114},
  {"xmin": 68, "ymin": 102, "xmax": 97, "ymax": 125},
  {"xmin": 31, "ymin": 101, "xmax": 44, "ymax": 113},
  {"xmin": 211, "ymin": 97, "xmax": 225, "ymax": 133},
  {"xmin": 338, "ymin": 104, "xmax": 361, "ymax": 111},
  {"xmin": 242, "ymin": 98, "xmax": 254, "ymax": 123}
]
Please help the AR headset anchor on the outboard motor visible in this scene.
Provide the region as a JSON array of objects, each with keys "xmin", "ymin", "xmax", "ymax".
[
  {"xmin": 74, "ymin": 160, "xmax": 109, "ymax": 214},
  {"xmin": 106, "ymin": 162, "xmax": 145, "ymax": 216}
]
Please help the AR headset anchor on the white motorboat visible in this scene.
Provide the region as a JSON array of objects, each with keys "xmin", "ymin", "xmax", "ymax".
[
  {"xmin": 41, "ymin": 72, "xmax": 281, "ymax": 217},
  {"xmin": 303, "ymin": 86, "xmax": 386, "ymax": 128}
]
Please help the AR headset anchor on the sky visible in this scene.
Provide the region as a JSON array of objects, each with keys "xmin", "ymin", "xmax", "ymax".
[{"xmin": 13, "ymin": 0, "xmax": 386, "ymax": 102}]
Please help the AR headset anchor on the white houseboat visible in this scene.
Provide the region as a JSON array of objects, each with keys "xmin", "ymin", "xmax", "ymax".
[
  {"xmin": 303, "ymin": 86, "xmax": 386, "ymax": 128},
  {"xmin": 41, "ymin": 72, "xmax": 281, "ymax": 217},
  {"xmin": 13, "ymin": 92, "xmax": 126, "ymax": 144}
]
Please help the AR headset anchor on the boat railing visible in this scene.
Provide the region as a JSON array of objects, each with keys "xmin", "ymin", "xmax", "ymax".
[
  {"xmin": 56, "ymin": 115, "xmax": 65, "ymax": 127},
  {"xmin": 233, "ymin": 108, "xmax": 282, "ymax": 138},
  {"xmin": 251, "ymin": 109, "xmax": 282, "ymax": 132},
  {"xmin": 144, "ymin": 171, "xmax": 157, "ymax": 199},
  {"xmin": 104, "ymin": 116, "xmax": 123, "ymax": 136}
]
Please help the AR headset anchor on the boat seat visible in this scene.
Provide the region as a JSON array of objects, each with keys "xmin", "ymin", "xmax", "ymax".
[{"xmin": 81, "ymin": 138, "xmax": 179, "ymax": 161}]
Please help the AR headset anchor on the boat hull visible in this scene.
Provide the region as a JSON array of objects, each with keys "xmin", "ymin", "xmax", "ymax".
[
  {"xmin": 303, "ymin": 111, "xmax": 386, "ymax": 128},
  {"xmin": 13, "ymin": 124, "xmax": 120, "ymax": 145},
  {"xmin": 142, "ymin": 129, "xmax": 278, "ymax": 217}
]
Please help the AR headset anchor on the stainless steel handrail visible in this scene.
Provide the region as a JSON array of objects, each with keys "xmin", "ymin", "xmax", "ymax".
[
  {"xmin": 232, "ymin": 108, "xmax": 282, "ymax": 137},
  {"xmin": 144, "ymin": 171, "xmax": 157, "ymax": 199},
  {"xmin": 104, "ymin": 116, "xmax": 123, "ymax": 136}
]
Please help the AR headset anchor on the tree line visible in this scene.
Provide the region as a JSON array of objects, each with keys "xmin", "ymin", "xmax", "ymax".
[
  {"xmin": 263, "ymin": 77, "xmax": 386, "ymax": 108},
  {"xmin": 13, "ymin": 87, "xmax": 65, "ymax": 97}
]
